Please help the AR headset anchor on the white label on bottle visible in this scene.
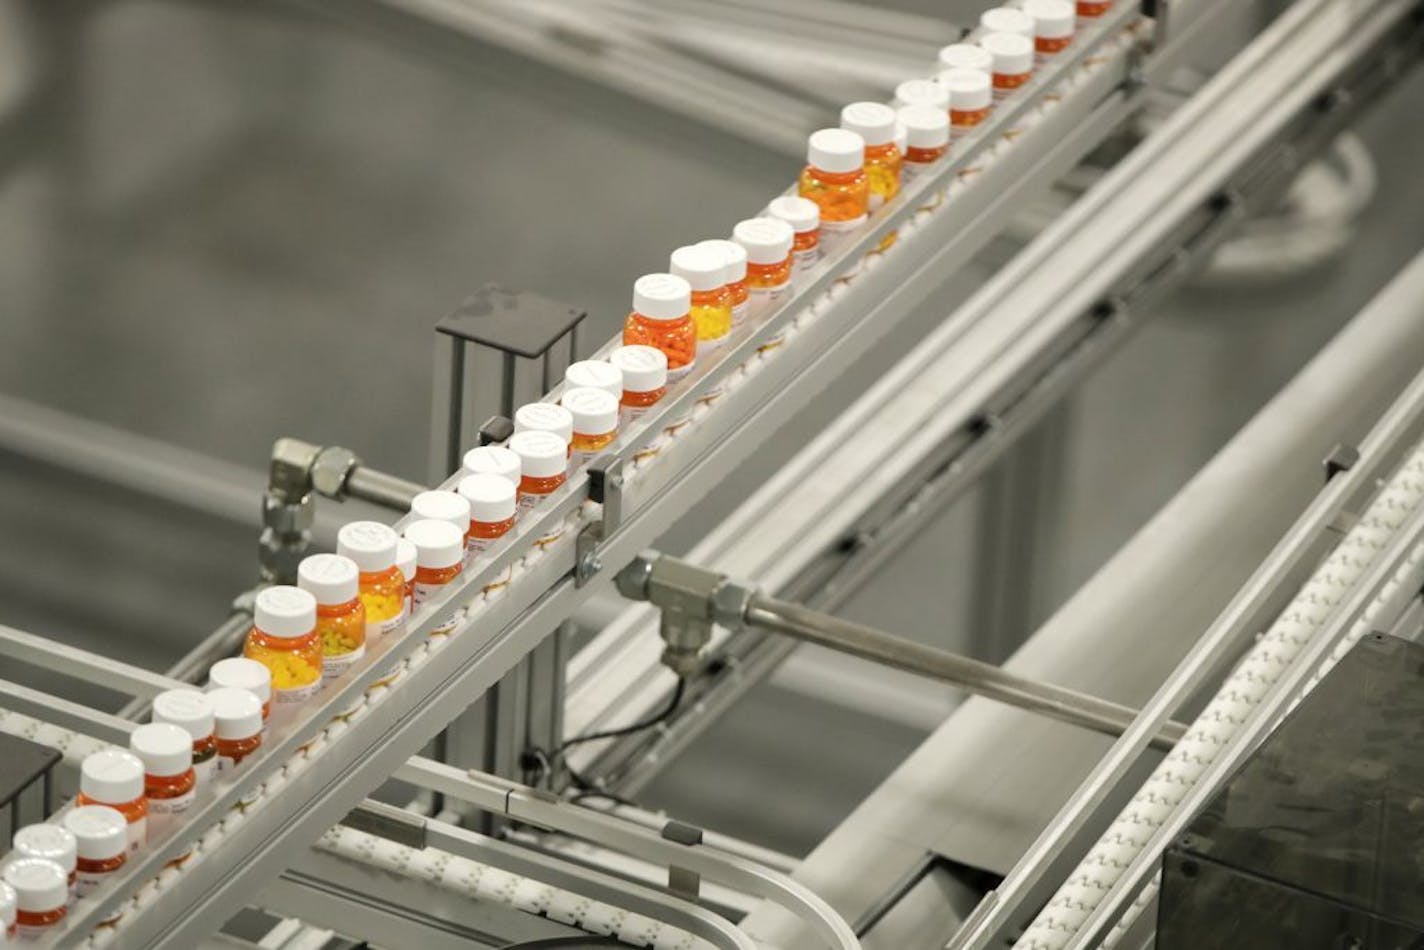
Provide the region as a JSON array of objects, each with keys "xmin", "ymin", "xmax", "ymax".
[
  {"xmin": 620, "ymin": 404, "xmax": 652, "ymax": 426},
  {"xmin": 194, "ymin": 756, "xmax": 215, "ymax": 785},
  {"xmin": 322, "ymin": 643, "xmax": 364, "ymax": 680},
  {"xmin": 77, "ymin": 868, "xmax": 117, "ymax": 898},
  {"xmin": 274, "ymin": 679, "xmax": 320, "ymax": 704},
  {"xmin": 820, "ymin": 214, "xmax": 867, "ymax": 232},
  {"xmin": 750, "ymin": 282, "xmax": 790, "ymax": 305},
  {"xmin": 374, "ymin": 601, "xmax": 408, "ymax": 638},
  {"xmin": 412, "ymin": 580, "xmax": 447, "ymax": 609},
  {"xmin": 517, "ymin": 492, "xmax": 545, "ymax": 514},
  {"xmin": 149, "ymin": 789, "xmax": 195, "ymax": 817},
  {"xmin": 868, "ymin": 192, "xmax": 885, "ymax": 211},
  {"xmin": 125, "ymin": 816, "xmax": 147, "ymax": 853},
  {"xmin": 793, "ymin": 246, "xmax": 820, "ymax": 272}
]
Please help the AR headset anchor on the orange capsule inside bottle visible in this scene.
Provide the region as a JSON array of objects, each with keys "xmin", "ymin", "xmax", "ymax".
[{"xmin": 623, "ymin": 273, "xmax": 697, "ymax": 380}]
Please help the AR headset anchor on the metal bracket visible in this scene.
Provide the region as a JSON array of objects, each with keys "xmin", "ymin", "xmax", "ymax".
[
  {"xmin": 478, "ymin": 415, "xmax": 514, "ymax": 447},
  {"xmin": 342, "ymin": 800, "xmax": 428, "ymax": 851},
  {"xmin": 1324, "ymin": 442, "xmax": 1360, "ymax": 482},
  {"xmin": 575, "ymin": 454, "xmax": 624, "ymax": 588},
  {"xmin": 661, "ymin": 820, "xmax": 705, "ymax": 900}
]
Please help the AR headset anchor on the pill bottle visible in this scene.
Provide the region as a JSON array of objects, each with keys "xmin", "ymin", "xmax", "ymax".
[
  {"xmin": 564, "ymin": 360, "xmax": 623, "ymax": 400},
  {"xmin": 894, "ymin": 78, "xmax": 949, "ymax": 112},
  {"xmin": 76, "ymin": 749, "xmax": 147, "ymax": 853},
  {"xmin": 940, "ymin": 68, "xmax": 993, "ymax": 131},
  {"xmin": 457, "ymin": 473, "xmax": 517, "ymax": 556},
  {"xmin": 1077, "ymin": 0, "xmax": 1111, "ymax": 22},
  {"xmin": 562, "ymin": 387, "xmax": 620, "ymax": 466},
  {"xmin": 841, "ymin": 102, "xmax": 902, "ymax": 209},
  {"xmin": 243, "ymin": 585, "xmax": 321, "ymax": 704},
  {"xmin": 670, "ymin": 244, "xmax": 732, "ymax": 359},
  {"xmin": 12, "ymin": 825, "xmax": 76, "ymax": 902},
  {"xmin": 1025, "ymin": 0, "xmax": 1075, "ymax": 60},
  {"xmin": 981, "ymin": 6, "xmax": 1035, "ymax": 37},
  {"xmin": 3, "ymin": 860, "xmax": 66, "ymax": 936},
  {"xmin": 798, "ymin": 128, "xmax": 868, "ymax": 231},
  {"xmin": 623, "ymin": 274, "xmax": 697, "ymax": 381},
  {"xmin": 698, "ymin": 239, "xmax": 750, "ymax": 327},
  {"xmin": 938, "ymin": 42, "xmax": 993, "ymax": 73},
  {"xmin": 209, "ymin": 686, "xmax": 263, "ymax": 772},
  {"xmin": 397, "ymin": 538, "xmax": 417, "ymax": 612},
  {"xmin": 733, "ymin": 217, "xmax": 794, "ymax": 308},
  {"xmin": 509, "ymin": 430, "xmax": 567, "ymax": 514},
  {"xmin": 297, "ymin": 554, "xmax": 366, "ymax": 681},
  {"xmin": 514, "ymin": 402, "xmax": 574, "ymax": 457},
  {"xmin": 151, "ymin": 689, "xmax": 217, "ymax": 786},
  {"xmin": 463, "ymin": 445, "xmax": 522, "ymax": 489},
  {"xmin": 130, "ymin": 723, "xmax": 196, "ymax": 841},
  {"xmin": 405, "ymin": 519, "xmax": 464, "ymax": 620},
  {"xmin": 981, "ymin": 32, "xmax": 1034, "ymax": 102},
  {"xmin": 208, "ymin": 657, "xmax": 272, "ymax": 729},
  {"xmin": 410, "ymin": 490, "xmax": 472, "ymax": 551},
  {"xmin": 337, "ymin": 521, "xmax": 407, "ymax": 639},
  {"xmin": 898, "ymin": 105, "xmax": 950, "ymax": 178},
  {"xmin": 63, "ymin": 806, "xmax": 128, "ymax": 900},
  {"xmin": 767, "ymin": 196, "xmax": 821, "ymax": 277},
  {"xmin": 609, "ymin": 345, "xmax": 668, "ymax": 425},
  {"xmin": 0, "ymin": 881, "xmax": 14, "ymax": 940}
]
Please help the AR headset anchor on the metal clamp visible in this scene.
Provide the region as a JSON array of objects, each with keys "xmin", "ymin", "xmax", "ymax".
[{"xmin": 574, "ymin": 454, "xmax": 625, "ymax": 587}]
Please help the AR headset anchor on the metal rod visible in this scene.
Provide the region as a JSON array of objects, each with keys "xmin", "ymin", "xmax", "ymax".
[
  {"xmin": 744, "ymin": 596, "xmax": 1188, "ymax": 752},
  {"xmin": 344, "ymin": 465, "xmax": 425, "ymax": 510}
]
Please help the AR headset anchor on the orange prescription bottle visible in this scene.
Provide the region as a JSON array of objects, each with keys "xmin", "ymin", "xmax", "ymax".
[
  {"xmin": 894, "ymin": 78, "xmax": 949, "ymax": 112},
  {"xmin": 397, "ymin": 538, "xmax": 417, "ymax": 613},
  {"xmin": 734, "ymin": 217, "xmax": 795, "ymax": 306},
  {"xmin": 841, "ymin": 102, "xmax": 902, "ymax": 209},
  {"xmin": 767, "ymin": 196, "xmax": 821, "ymax": 278},
  {"xmin": 609, "ymin": 345, "xmax": 668, "ymax": 425},
  {"xmin": 0, "ymin": 881, "xmax": 14, "ymax": 940},
  {"xmin": 938, "ymin": 42, "xmax": 993, "ymax": 74},
  {"xmin": 337, "ymin": 521, "xmax": 408, "ymax": 639},
  {"xmin": 563, "ymin": 387, "xmax": 620, "ymax": 466},
  {"xmin": 940, "ymin": 68, "xmax": 994, "ymax": 132},
  {"xmin": 623, "ymin": 274, "xmax": 697, "ymax": 381},
  {"xmin": 410, "ymin": 490, "xmax": 472, "ymax": 552},
  {"xmin": 243, "ymin": 585, "xmax": 322, "ymax": 704},
  {"xmin": 1077, "ymin": 0, "xmax": 1112, "ymax": 22},
  {"xmin": 981, "ymin": 32, "xmax": 1034, "ymax": 102},
  {"xmin": 698, "ymin": 240, "xmax": 750, "ymax": 328},
  {"xmin": 462, "ymin": 445, "xmax": 522, "ymax": 490},
  {"xmin": 209, "ymin": 686, "xmax": 264, "ymax": 772},
  {"xmin": 564, "ymin": 359, "xmax": 623, "ymax": 400},
  {"xmin": 798, "ymin": 128, "xmax": 868, "ymax": 231},
  {"xmin": 1025, "ymin": 0, "xmax": 1075, "ymax": 60},
  {"xmin": 405, "ymin": 519, "xmax": 464, "ymax": 622},
  {"xmin": 77, "ymin": 749, "xmax": 147, "ymax": 853},
  {"xmin": 151, "ymin": 689, "xmax": 217, "ymax": 786},
  {"xmin": 670, "ymin": 244, "xmax": 732, "ymax": 358},
  {"xmin": 514, "ymin": 402, "xmax": 574, "ymax": 456},
  {"xmin": 208, "ymin": 657, "xmax": 272, "ymax": 729},
  {"xmin": 981, "ymin": 6, "xmax": 1035, "ymax": 37},
  {"xmin": 297, "ymin": 553, "xmax": 367, "ymax": 680},
  {"xmin": 63, "ymin": 806, "xmax": 128, "ymax": 900},
  {"xmin": 12, "ymin": 825, "xmax": 76, "ymax": 902},
  {"xmin": 897, "ymin": 106, "xmax": 950, "ymax": 178},
  {"xmin": 457, "ymin": 474, "xmax": 517, "ymax": 557},
  {"xmin": 509, "ymin": 430, "xmax": 567, "ymax": 514},
  {"xmin": 3, "ymin": 860, "xmax": 66, "ymax": 936},
  {"xmin": 130, "ymin": 723, "xmax": 197, "ymax": 838}
]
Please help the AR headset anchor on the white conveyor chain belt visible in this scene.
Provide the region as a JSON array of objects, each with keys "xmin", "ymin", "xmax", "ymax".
[{"xmin": 1016, "ymin": 441, "xmax": 1424, "ymax": 949}]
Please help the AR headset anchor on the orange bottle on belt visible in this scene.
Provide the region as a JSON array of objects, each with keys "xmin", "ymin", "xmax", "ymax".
[
  {"xmin": 940, "ymin": 68, "xmax": 994, "ymax": 132},
  {"xmin": 981, "ymin": 6, "xmax": 1035, "ymax": 37},
  {"xmin": 767, "ymin": 196, "xmax": 821, "ymax": 278},
  {"xmin": 243, "ymin": 585, "xmax": 322, "ymax": 705},
  {"xmin": 670, "ymin": 244, "xmax": 733, "ymax": 359},
  {"xmin": 894, "ymin": 78, "xmax": 949, "ymax": 112},
  {"xmin": 1025, "ymin": 0, "xmax": 1075, "ymax": 60},
  {"xmin": 564, "ymin": 359, "xmax": 624, "ymax": 400},
  {"xmin": 562, "ymin": 387, "xmax": 621, "ymax": 466},
  {"xmin": 3, "ymin": 860, "xmax": 66, "ymax": 936},
  {"xmin": 152, "ymin": 689, "xmax": 217, "ymax": 786},
  {"xmin": 798, "ymin": 128, "xmax": 869, "ymax": 231},
  {"xmin": 410, "ymin": 490, "xmax": 473, "ymax": 554},
  {"xmin": 1077, "ymin": 0, "xmax": 1112, "ymax": 21},
  {"xmin": 64, "ymin": 806, "xmax": 128, "ymax": 901},
  {"xmin": 458, "ymin": 472, "xmax": 517, "ymax": 596},
  {"xmin": 462, "ymin": 445, "xmax": 521, "ymax": 490},
  {"xmin": 733, "ymin": 217, "xmax": 795, "ymax": 304},
  {"xmin": 841, "ymin": 102, "xmax": 902, "ymax": 209},
  {"xmin": 623, "ymin": 274, "xmax": 697, "ymax": 381},
  {"xmin": 298, "ymin": 553, "xmax": 367, "ymax": 680},
  {"xmin": 509, "ymin": 430, "xmax": 567, "ymax": 513},
  {"xmin": 697, "ymin": 240, "xmax": 750, "ymax": 328},
  {"xmin": 130, "ymin": 722, "xmax": 197, "ymax": 840},
  {"xmin": 209, "ymin": 686, "xmax": 264, "ymax": 773},
  {"xmin": 76, "ymin": 749, "xmax": 148, "ymax": 853},
  {"xmin": 514, "ymin": 402, "xmax": 574, "ymax": 458},
  {"xmin": 11, "ymin": 825, "xmax": 76, "ymax": 902},
  {"xmin": 337, "ymin": 521, "xmax": 408, "ymax": 639},
  {"xmin": 897, "ymin": 106, "xmax": 950, "ymax": 178},
  {"xmin": 980, "ymin": 31, "xmax": 1034, "ymax": 102},
  {"xmin": 404, "ymin": 519, "xmax": 465, "ymax": 635},
  {"xmin": 208, "ymin": 656, "xmax": 271, "ymax": 728},
  {"xmin": 938, "ymin": 42, "xmax": 993, "ymax": 74}
]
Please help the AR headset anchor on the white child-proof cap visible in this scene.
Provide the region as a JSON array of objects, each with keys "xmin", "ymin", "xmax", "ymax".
[
  {"xmin": 13, "ymin": 825, "xmax": 76, "ymax": 874},
  {"xmin": 253, "ymin": 585, "xmax": 316, "ymax": 639},
  {"xmin": 806, "ymin": 128, "xmax": 864, "ymax": 174},
  {"xmin": 564, "ymin": 360, "xmax": 623, "ymax": 398},
  {"xmin": 208, "ymin": 656, "xmax": 272, "ymax": 704},
  {"xmin": 404, "ymin": 519, "xmax": 464, "ymax": 570},
  {"xmin": 668, "ymin": 245, "xmax": 728, "ymax": 293},
  {"xmin": 397, "ymin": 538, "xmax": 417, "ymax": 582},
  {"xmin": 894, "ymin": 78, "xmax": 950, "ymax": 111},
  {"xmin": 336, "ymin": 521, "xmax": 399, "ymax": 573},
  {"xmin": 938, "ymin": 42, "xmax": 994, "ymax": 72},
  {"xmin": 130, "ymin": 722, "xmax": 193, "ymax": 777},
  {"xmin": 940, "ymin": 68, "xmax": 993, "ymax": 111},
  {"xmin": 698, "ymin": 239, "xmax": 748, "ymax": 284},
  {"xmin": 458, "ymin": 473, "xmax": 517, "ymax": 524},
  {"xmin": 152, "ymin": 688, "xmax": 214, "ymax": 740},
  {"xmin": 897, "ymin": 105, "xmax": 951, "ymax": 150},
  {"xmin": 608, "ymin": 345, "xmax": 668, "ymax": 393},
  {"xmin": 513, "ymin": 402, "xmax": 574, "ymax": 443},
  {"xmin": 980, "ymin": 31, "xmax": 1035, "ymax": 74},
  {"xmin": 980, "ymin": 6, "xmax": 1035, "ymax": 36},
  {"xmin": 80, "ymin": 748, "xmax": 145, "ymax": 804},
  {"xmin": 508, "ymin": 430, "xmax": 567, "ymax": 480},
  {"xmin": 63, "ymin": 807, "xmax": 128, "ymax": 862},
  {"xmin": 3, "ymin": 859, "xmax": 67, "ymax": 913},
  {"xmin": 209, "ymin": 686, "xmax": 264, "ymax": 740},
  {"xmin": 462, "ymin": 445, "xmax": 521, "ymax": 487},
  {"xmin": 562, "ymin": 386, "xmax": 620, "ymax": 436},
  {"xmin": 840, "ymin": 102, "xmax": 898, "ymax": 147},
  {"xmin": 767, "ymin": 195, "xmax": 820, "ymax": 234},
  {"xmin": 297, "ymin": 553, "xmax": 360, "ymax": 605},
  {"xmin": 410, "ymin": 490, "xmax": 471, "ymax": 535},
  {"xmin": 631, "ymin": 273, "xmax": 692, "ymax": 322},
  {"xmin": 733, "ymin": 218, "xmax": 795, "ymax": 265},
  {"xmin": 1025, "ymin": 0, "xmax": 1075, "ymax": 37}
]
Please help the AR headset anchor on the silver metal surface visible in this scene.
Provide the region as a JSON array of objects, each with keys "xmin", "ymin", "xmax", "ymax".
[{"xmin": 0, "ymin": 622, "xmax": 180, "ymax": 699}]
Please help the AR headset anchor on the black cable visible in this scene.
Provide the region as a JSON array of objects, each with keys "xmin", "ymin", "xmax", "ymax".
[
  {"xmin": 498, "ymin": 937, "xmax": 627, "ymax": 949},
  {"xmin": 554, "ymin": 677, "xmax": 687, "ymax": 757}
]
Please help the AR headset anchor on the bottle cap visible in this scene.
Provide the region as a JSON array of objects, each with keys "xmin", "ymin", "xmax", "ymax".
[
  {"xmin": 564, "ymin": 360, "xmax": 623, "ymax": 398},
  {"xmin": 897, "ymin": 105, "xmax": 950, "ymax": 150},
  {"xmin": 13, "ymin": 825, "xmax": 76, "ymax": 873},
  {"xmin": 458, "ymin": 473, "xmax": 517, "ymax": 524},
  {"xmin": 63, "ymin": 807, "xmax": 128, "ymax": 863},
  {"xmin": 336, "ymin": 521, "xmax": 399, "ymax": 573},
  {"xmin": 561, "ymin": 386, "xmax": 620, "ymax": 436},
  {"xmin": 462, "ymin": 445, "xmax": 521, "ymax": 487},
  {"xmin": 3, "ymin": 859, "xmax": 66, "ymax": 913},
  {"xmin": 409, "ymin": 490, "xmax": 471, "ymax": 536},
  {"xmin": 1025, "ymin": 0, "xmax": 1075, "ymax": 38},
  {"xmin": 297, "ymin": 553, "xmax": 360, "ymax": 605},
  {"xmin": 806, "ymin": 128, "xmax": 864, "ymax": 174},
  {"xmin": 631, "ymin": 273, "xmax": 692, "ymax": 322},
  {"xmin": 209, "ymin": 686, "xmax": 264, "ymax": 739},
  {"xmin": 733, "ymin": 217, "xmax": 794, "ymax": 265},
  {"xmin": 509, "ymin": 430, "xmax": 567, "ymax": 480},
  {"xmin": 130, "ymin": 722, "xmax": 193, "ymax": 777},
  {"xmin": 397, "ymin": 538, "xmax": 417, "ymax": 583},
  {"xmin": 0, "ymin": 881, "xmax": 14, "ymax": 928},
  {"xmin": 980, "ymin": 6, "xmax": 1035, "ymax": 36},
  {"xmin": 151, "ymin": 689, "xmax": 214, "ymax": 740},
  {"xmin": 894, "ymin": 78, "xmax": 950, "ymax": 111},
  {"xmin": 697, "ymin": 239, "xmax": 748, "ymax": 285},
  {"xmin": 940, "ymin": 68, "xmax": 992, "ymax": 111},
  {"xmin": 253, "ymin": 585, "xmax": 316, "ymax": 639},
  {"xmin": 513, "ymin": 402, "xmax": 574, "ymax": 444},
  {"xmin": 980, "ymin": 31, "xmax": 1034, "ymax": 75},
  {"xmin": 938, "ymin": 42, "xmax": 993, "ymax": 72},
  {"xmin": 766, "ymin": 195, "xmax": 820, "ymax": 233},
  {"xmin": 608, "ymin": 345, "xmax": 668, "ymax": 394},
  {"xmin": 840, "ymin": 102, "xmax": 898, "ymax": 147},
  {"xmin": 667, "ymin": 245, "xmax": 726, "ymax": 293},
  {"xmin": 404, "ymin": 519, "xmax": 464, "ymax": 570},
  {"xmin": 80, "ymin": 748, "xmax": 144, "ymax": 804},
  {"xmin": 208, "ymin": 657, "xmax": 272, "ymax": 704}
]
